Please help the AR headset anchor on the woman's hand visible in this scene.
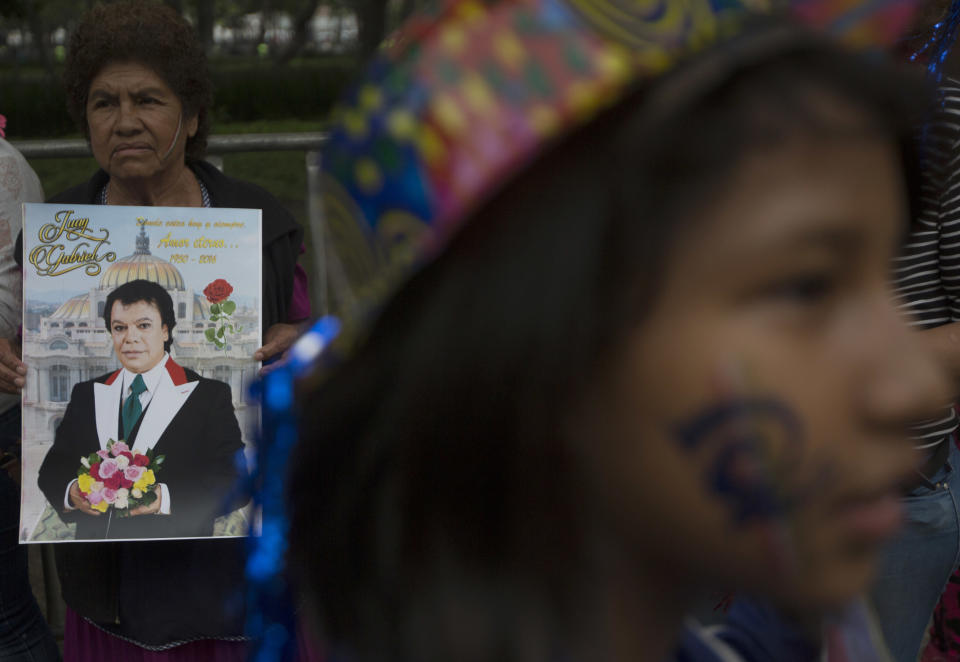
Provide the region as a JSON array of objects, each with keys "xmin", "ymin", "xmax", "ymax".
[
  {"xmin": 68, "ymin": 481, "xmax": 102, "ymax": 516},
  {"xmin": 0, "ymin": 337, "xmax": 26, "ymax": 394},
  {"xmin": 254, "ymin": 322, "xmax": 308, "ymax": 372},
  {"xmin": 128, "ymin": 487, "xmax": 162, "ymax": 516}
]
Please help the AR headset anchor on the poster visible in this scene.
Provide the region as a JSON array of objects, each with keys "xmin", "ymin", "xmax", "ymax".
[{"xmin": 19, "ymin": 203, "xmax": 261, "ymax": 543}]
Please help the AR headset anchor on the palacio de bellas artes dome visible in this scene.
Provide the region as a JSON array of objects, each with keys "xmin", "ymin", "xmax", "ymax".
[{"xmin": 21, "ymin": 224, "xmax": 260, "ymax": 463}]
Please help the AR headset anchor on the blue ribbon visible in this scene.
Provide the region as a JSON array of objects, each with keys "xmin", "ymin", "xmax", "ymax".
[{"xmin": 245, "ymin": 316, "xmax": 341, "ymax": 662}]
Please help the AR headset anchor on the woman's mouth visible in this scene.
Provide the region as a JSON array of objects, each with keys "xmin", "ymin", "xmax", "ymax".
[{"xmin": 113, "ymin": 143, "xmax": 152, "ymax": 157}]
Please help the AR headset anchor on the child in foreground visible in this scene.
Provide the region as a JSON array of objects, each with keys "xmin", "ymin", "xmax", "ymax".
[{"xmin": 289, "ymin": 1, "xmax": 951, "ymax": 659}]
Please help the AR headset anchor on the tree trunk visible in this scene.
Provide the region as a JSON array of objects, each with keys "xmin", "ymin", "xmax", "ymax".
[
  {"xmin": 256, "ymin": 0, "xmax": 272, "ymax": 48},
  {"xmin": 24, "ymin": 0, "xmax": 53, "ymax": 79},
  {"xmin": 195, "ymin": 0, "xmax": 215, "ymax": 54},
  {"xmin": 356, "ymin": 0, "xmax": 388, "ymax": 60},
  {"xmin": 275, "ymin": 0, "xmax": 322, "ymax": 65}
]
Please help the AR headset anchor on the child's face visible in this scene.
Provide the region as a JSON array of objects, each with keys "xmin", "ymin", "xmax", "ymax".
[{"xmin": 574, "ymin": 110, "xmax": 950, "ymax": 607}]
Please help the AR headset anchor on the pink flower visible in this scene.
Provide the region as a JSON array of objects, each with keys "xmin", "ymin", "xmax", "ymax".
[
  {"xmin": 102, "ymin": 488, "xmax": 117, "ymax": 504},
  {"xmin": 99, "ymin": 458, "xmax": 119, "ymax": 479},
  {"xmin": 124, "ymin": 465, "xmax": 144, "ymax": 482},
  {"xmin": 96, "ymin": 449, "xmax": 110, "ymax": 460},
  {"xmin": 87, "ymin": 490, "xmax": 103, "ymax": 505},
  {"xmin": 111, "ymin": 441, "xmax": 130, "ymax": 456},
  {"xmin": 0, "ymin": 115, "xmax": 6, "ymax": 139}
]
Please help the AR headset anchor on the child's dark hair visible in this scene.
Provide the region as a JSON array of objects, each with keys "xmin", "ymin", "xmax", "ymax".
[{"xmin": 289, "ymin": 28, "xmax": 926, "ymax": 662}]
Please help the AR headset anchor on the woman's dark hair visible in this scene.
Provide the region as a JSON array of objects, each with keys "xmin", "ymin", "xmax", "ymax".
[
  {"xmin": 63, "ymin": 1, "xmax": 213, "ymax": 159},
  {"xmin": 104, "ymin": 279, "xmax": 177, "ymax": 353},
  {"xmin": 289, "ymin": 29, "xmax": 927, "ymax": 662}
]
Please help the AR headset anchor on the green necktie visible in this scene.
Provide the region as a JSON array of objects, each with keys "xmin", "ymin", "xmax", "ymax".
[{"xmin": 122, "ymin": 374, "xmax": 147, "ymax": 441}]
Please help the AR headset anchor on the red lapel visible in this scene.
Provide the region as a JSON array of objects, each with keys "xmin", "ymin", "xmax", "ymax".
[
  {"xmin": 164, "ymin": 357, "xmax": 188, "ymax": 386},
  {"xmin": 104, "ymin": 358, "xmax": 189, "ymax": 386}
]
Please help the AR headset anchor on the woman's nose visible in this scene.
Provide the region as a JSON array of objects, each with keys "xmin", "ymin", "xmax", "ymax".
[{"xmin": 115, "ymin": 101, "xmax": 141, "ymax": 133}]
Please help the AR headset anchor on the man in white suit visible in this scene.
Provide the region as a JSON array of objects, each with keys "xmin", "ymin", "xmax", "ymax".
[{"xmin": 38, "ymin": 278, "xmax": 245, "ymax": 540}]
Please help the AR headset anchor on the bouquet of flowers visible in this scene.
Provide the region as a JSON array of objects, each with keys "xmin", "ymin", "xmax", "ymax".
[{"xmin": 75, "ymin": 439, "xmax": 164, "ymax": 515}]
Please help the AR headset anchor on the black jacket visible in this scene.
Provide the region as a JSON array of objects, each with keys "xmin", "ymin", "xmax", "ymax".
[{"xmin": 38, "ymin": 360, "xmax": 244, "ymax": 541}]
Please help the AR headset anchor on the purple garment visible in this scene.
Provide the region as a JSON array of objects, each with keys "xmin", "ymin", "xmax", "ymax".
[
  {"xmin": 64, "ymin": 607, "xmax": 325, "ymax": 662},
  {"xmin": 288, "ymin": 244, "xmax": 311, "ymax": 322}
]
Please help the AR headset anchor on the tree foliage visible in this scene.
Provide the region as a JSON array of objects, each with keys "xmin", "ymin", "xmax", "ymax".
[{"xmin": 1, "ymin": 0, "xmax": 436, "ymax": 72}]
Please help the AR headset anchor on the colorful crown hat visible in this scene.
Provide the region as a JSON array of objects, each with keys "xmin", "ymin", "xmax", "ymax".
[{"xmin": 321, "ymin": 0, "xmax": 918, "ymax": 322}]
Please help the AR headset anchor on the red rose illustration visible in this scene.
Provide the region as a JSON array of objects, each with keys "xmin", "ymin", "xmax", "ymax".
[
  {"xmin": 203, "ymin": 279, "xmax": 234, "ymax": 304},
  {"xmin": 132, "ymin": 454, "xmax": 150, "ymax": 467},
  {"xmin": 121, "ymin": 477, "xmax": 134, "ymax": 489},
  {"xmin": 104, "ymin": 474, "xmax": 122, "ymax": 490},
  {"xmin": 90, "ymin": 462, "xmax": 101, "ymax": 480},
  {"xmin": 119, "ymin": 451, "xmax": 133, "ymax": 462}
]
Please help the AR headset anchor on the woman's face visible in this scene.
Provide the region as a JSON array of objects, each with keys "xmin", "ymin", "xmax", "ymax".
[
  {"xmin": 86, "ymin": 61, "xmax": 198, "ymax": 183},
  {"xmin": 575, "ymin": 114, "xmax": 950, "ymax": 607}
]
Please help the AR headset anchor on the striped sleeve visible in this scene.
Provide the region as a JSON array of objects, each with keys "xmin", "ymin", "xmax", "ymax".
[{"xmin": 893, "ymin": 80, "xmax": 960, "ymax": 446}]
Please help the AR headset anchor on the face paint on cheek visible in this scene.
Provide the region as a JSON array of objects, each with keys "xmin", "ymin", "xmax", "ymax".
[
  {"xmin": 673, "ymin": 397, "xmax": 804, "ymax": 522},
  {"xmin": 673, "ymin": 397, "xmax": 804, "ymax": 575},
  {"xmin": 671, "ymin": 361, "xmax": 836, "ymax": 575}
]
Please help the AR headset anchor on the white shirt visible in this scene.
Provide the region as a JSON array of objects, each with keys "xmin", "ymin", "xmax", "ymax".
[
  {"xmin": 120, "ymin": 352, "xmax": 169, "ymax": 413},
  {"xmin": 0, "ymin": 139, "xmax": 42, "ymax": 415},
  {"xmin": 65, "ymin": 353, "xmax": 173, "ymax": 514}
]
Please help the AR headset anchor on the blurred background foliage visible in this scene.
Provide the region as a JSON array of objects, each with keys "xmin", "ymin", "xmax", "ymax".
[{"xmin": 0, "ymin": 0, "xmax": 425, "ymax": 135}]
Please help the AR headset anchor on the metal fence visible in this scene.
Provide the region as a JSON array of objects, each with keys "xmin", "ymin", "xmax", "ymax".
[{"xmin": 9, "ymin": 132, "xmax": 328, "ymax": 159}]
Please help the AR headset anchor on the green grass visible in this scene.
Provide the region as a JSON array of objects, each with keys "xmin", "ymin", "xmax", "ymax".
[{"xmin": 26, "ymin": 118, "xmax": 331, "ymax": 316}]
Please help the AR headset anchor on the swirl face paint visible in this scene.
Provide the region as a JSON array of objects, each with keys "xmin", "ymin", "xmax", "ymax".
[
  {"xmin": 674, "ymin": 397, "xmax": 803, "ymax": 524},
  {"xmin": 671, "ymin": 364, "xmax": 894, "ymax": 661},
  {"xmin": 668, "ymin": 361, "xmax": 829, "ymax": 577}
]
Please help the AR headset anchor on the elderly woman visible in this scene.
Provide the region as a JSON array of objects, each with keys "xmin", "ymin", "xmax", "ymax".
[
  {"xmin": 17, "ymin": 2, "xmax": 312, "ymax": 660},
  {"xmin": 52, "ymin": 2, "xmax": 309, "ymax": 349}
]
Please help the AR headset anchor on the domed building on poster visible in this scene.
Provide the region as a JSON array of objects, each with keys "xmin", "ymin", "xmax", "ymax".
[{"xmin": 22, "ymin": 226, "xmax": 260, "ymax": 446}]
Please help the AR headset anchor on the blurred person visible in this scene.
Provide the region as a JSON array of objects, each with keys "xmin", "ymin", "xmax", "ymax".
[
  {"xmin": 0, "ymin": 117, "xmax": 60, "ymax": 661},
  {"xmin": 287, "ymin": 1, "xmax": 952, "ymax": 661},
  {"xmin": 878, "ymin": 3, "xmax": 960, "ymax": 660},
  {"xmin": 12, "ymin": 2, "xmax": 312, "ymax": 659}
]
